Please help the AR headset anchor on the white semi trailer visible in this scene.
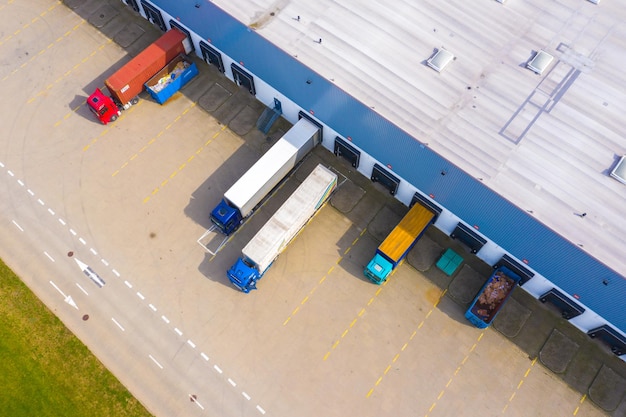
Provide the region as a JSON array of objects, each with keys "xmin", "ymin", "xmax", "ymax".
[
  {"xmin": 227, "ymin": 164, "xmax": 337, "ymax": 292},
  {"xmin": 209, "ymin": 117, "xmax": 320, "ymax": 236}
]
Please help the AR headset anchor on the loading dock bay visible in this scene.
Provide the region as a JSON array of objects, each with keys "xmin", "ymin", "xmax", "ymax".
[{"xmin": 0, "ymin": 1, "xmax": 624, "ymax": 416}]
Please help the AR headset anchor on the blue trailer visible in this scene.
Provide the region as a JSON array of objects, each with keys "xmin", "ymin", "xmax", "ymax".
[
  {"xmin": 465, "ymin": 267, "xmax": 521, "ymax": 328},
  {"xmin": 145, "ymin": 54, "xmax": 198, "ymax": 104}
]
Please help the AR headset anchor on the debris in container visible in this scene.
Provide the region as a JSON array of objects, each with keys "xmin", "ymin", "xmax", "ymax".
[
  {"xmin": 472, "ymin": 270, "xmax": 515, "ymax": 319},
  {"xmin": 149, "ymin": 61, "xmax": 190, "ymax": 93}
]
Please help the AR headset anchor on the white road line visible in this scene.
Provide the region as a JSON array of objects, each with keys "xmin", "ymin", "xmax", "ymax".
[
  {"xmin": 89, "ymin": 248, "xmax": 97, "ymax": 255},
  {"xmin": 111, "ymin": 317, "xmax": 125, "ymax": 332},
  {"xmin": 69, "ymin": 228, "xmax": 77, "ymax": 236},
  {"xmin": 101, "ymin": 259, "xmax": 109, "ymax": 266},
  {"xmin": 149, "ymin": 303, "xmax": 157, "ymax": 311},
  {"xmin": 228, "ymin": 378, "xmax": 236, "ymax": 387},
  {"xmin": 76, "ymin": 283, "xmax": 88, "ymax": 295},
  {"xmin": 136, "ymin": 291, "xmax": 145, "ymax": 300},
  {"xmin": 8, "ymin": 170, "xmax": 14, "ymax": 177},
  {"xmin": 213, "ymin": 364, "xmax": 222, "ymax": 374},
  {"xmin": 124, "ymin": 280, "xmax": 132, "ymax": 288},
  {"xmin": 17, "ymin": 179, "xmax": 24, "ymax": 186},
  {"xmin": 43, "ymin": 251, "xmax": 55, "ymax": 262},
  {"xmin": 161, "ymin": 315, "xmax": 169, "ymax": 323},
  {"xmin": 27, "ymin": 189, "xmax": 34, "ymax": 196},
  {"xmin": 0, "ymin": 161, "xmax": 4, "ymax": 167},
  {"xmin": 242, "ymin": 392, "xmax": 251, "ymax": 400},
  {"xmin": 191, "ymin": 397, "xmax": 205, "ymax": 410},
  {"xmin": 174, "ymin": 328, "xmax": 183, "ymax": 336},
  {"xmin": 58, "ymin": 218, "xmax": 66, "ymax": 225},
  {"xmin": 201, "ymin": 352, "xmax": 209, "ymax": 361},
  {"xmin": 49, "ymin": 280, "xmax": 65, "ymax": 297},
  {"xmin": 47, "ymin": 208, "xmax": 55, "ymax": 215},
  {"xmin": 78, "ymin": 237, "xmax": 86, "ymax": 245},
  {"xmin": 256, "ymin": 405, "xmax": 266, "ymax": 414},
  {"xmin": 148, "ymin": 354, "xmax": 163, "ymax": 369},
  {"xmin": 187, "ymin": 339, "xmax": 196, "ymax": 348},
  {"xmin": 12, "ymin": 220, "xmax": 24, "ymax": 231},
  {"xmin": 112, "ymin": 269, "xmax": 120, "ymax": 277},
  {"xmin": 37, "ymin": 198, "xmax": 44, "ymax": 205}
]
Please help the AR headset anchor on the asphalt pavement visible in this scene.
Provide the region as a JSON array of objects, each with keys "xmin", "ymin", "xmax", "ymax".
[{"xmin": 0, "ymin": 1, "xmax": 624, "ymax": 417}]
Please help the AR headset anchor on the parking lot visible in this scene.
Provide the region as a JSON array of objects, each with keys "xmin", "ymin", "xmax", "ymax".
[{"xmin": 0, "ymin": 1, "xmax": 624, "ymax": 416}]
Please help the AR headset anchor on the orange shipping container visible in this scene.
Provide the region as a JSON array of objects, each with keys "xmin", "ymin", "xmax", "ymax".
[{"xmin": 105, "ymin": 29, "xmax": 187, "ymax": 106}]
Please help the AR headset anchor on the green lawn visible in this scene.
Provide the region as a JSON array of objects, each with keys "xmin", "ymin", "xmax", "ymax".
[{"xmin": 0, "ymin": 258, "xmax": 152, "ymax": 417}]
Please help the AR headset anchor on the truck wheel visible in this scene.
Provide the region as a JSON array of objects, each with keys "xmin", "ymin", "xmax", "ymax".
[
  {"xmin": 131, "ymin": 97, "xmax": 139, "ymax": 105},
  {"xmin": 110, "ymin": 114, "xmax": 118, "ymax": 122}
]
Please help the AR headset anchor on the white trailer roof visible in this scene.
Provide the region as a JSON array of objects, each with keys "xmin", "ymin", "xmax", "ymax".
[
  {"xmin": 242, "ymin": 164, "xmax": 337, "ymax": 273},
  {"xmin": 224, "ymin": 117, "xmax": 318, "ymax": 215},
  {"xmin": 213, "ymin": 0, "xmax": 626, "ymax": 277}
]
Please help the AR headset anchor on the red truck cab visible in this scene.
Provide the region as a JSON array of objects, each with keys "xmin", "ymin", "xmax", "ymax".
[{"xmin": 87, "ymin": 88, "xmax": 121, "ymax": 124}]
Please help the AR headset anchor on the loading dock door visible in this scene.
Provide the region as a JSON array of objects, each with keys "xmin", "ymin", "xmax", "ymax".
[
  {"xmin": 123, "ymin": 0, "xmax": 140, "ymax": 12},
  {"xmin": 199, "ymin": 42, "xmax": 224, "ymax": 73},
  {"xmin": 334, "ymin": 136, "xmax": 360, "ymax": 168},
  {"xmin": 298, "ymin": 111, "xmax": 323, "ymax": 145},
  {"xmin": 539, "ymin": 288, "xmax": 585, "ymax": 319},
  {"xmin": 450, "ymin": 222, "xmax": 486, "ymax": 254},
  {"xmin": 140, "ymin": 1, "xmax": 166, "ymax": 31},
  {"xmin": 371, "ymin": 164, "xmax": 400, "ymax": 195},
  {"xmin": 169, "ymin": 20, "xmax": 194, "ymax": 53},
  {"xmin": 231, "ymin": 64, "xmax": 256, "ymax": 95},
  {"xmin": 410, "ymin": 192, "xmax": 442, "ymax": 221},
  {"xmin": 493, "ymin": 254, "xmax": 534, "ymax": 285}
]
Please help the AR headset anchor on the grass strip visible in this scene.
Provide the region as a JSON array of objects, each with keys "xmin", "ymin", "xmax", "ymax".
[{"xmin": 0, "ymin": 258, "xmax": 152, "ymax": 417}]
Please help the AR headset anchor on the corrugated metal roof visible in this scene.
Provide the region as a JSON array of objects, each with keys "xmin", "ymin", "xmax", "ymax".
[{"xmin": 151, "ymin": 0, "xmax": 626, "ymax": 332}]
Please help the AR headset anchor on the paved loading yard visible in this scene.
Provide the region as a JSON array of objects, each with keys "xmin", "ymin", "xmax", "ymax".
[{"xmin": 1, "ymin": 0, "xmax": 624, "ymax": 415}]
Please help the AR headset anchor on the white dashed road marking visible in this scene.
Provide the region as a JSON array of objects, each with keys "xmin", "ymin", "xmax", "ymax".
[{"xmin": 149, "ymin": 354, "xmax": 164, "ymax": 369}]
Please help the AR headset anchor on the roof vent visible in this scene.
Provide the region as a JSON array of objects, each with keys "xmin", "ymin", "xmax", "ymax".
[
  {"xmin": 427, "ymin": 48, "xmax": 454, "ymax": 73},
  {"xmin": 526, "ymin": 50, "xmax": 554, "ymax": 75},
  {"xmin": 610, "ymin": 155, "xmax": 626, "ymax": 184}
]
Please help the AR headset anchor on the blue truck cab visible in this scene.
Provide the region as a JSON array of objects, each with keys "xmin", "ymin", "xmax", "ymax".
[
  {"xmin": 364, "ymin": 253, "xmax": 394, "ymax": 284},
  {"xmin": 210, "ymin": 199, "xmax": 243, "ymax": 236},
  {"xmin": 227, "ymin": 257, "xmax": 261, "ymax": 293}
]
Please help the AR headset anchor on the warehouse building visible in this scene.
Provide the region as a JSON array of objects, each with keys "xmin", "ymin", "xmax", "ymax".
[{"xmin": 120, "ymin": 0, "xmax": 626, "ymax": 358}]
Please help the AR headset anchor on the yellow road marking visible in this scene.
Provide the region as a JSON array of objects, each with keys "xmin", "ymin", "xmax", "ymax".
[
  {"xmin": 143, "ymin": 119, "xmax": 223, "ymax": 203},
  {"xmin": 572, "ymin": 394, "xmax": 587, "ymax": 415},
  {"xmin": 24, "ymin": 21, "xmax": 101, "ymax": 107},
  {"xmin": 0, "ymin": 0, "xmax": 61, "ymax": 45},
  {"xmin": 365, "ymin": 288, "xmax": 459, "ymax": 401},
  {"xmin": 502, "ymin": 356, "xmax": 538, "ymax": 414}
]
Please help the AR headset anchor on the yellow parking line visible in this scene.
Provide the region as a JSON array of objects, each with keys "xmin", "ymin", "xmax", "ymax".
[
  {"xmin": 323, "ymin": 279, "xmax": 389, "ymax": 361},
  {"xmin": 2, "ymin": 18, "xmax": 85, "ymax": 84},
  {"xmin": 282, "ymin": 228, "xmax": 367, "ymax": 326},
  {"xmin": 112, "ymin": 102, "xmax": 196, "ymax": 172},
  {"xmin": 572, "ymin": 394, "xmax": 586, "ymax": 415},
  {"xmin": 365, "ymin": 289, "xmax": 448, "ymax": 399},
  {"xmin": 501, "ymin": 357, "xmax": 537, "ymax": 414},
  {"xmin": 0, "ymin": 1, "xmax": 59, "ymax": 45},
  {"xmin": 142, "ymin": 122, "xmax": 225, "ymax": 204},
  {"xmin": 28, "ymin": 38, "xmax": 113, "ymax": 106},
  {"xmin": 83, "ymin": 103, "xmax": 142, "ymax": 152}
]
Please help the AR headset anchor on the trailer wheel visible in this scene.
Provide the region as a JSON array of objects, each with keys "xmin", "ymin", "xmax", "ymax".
[{"xmin": 131, "ymin": 97, "xmax": 139, "ymax": 105}]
